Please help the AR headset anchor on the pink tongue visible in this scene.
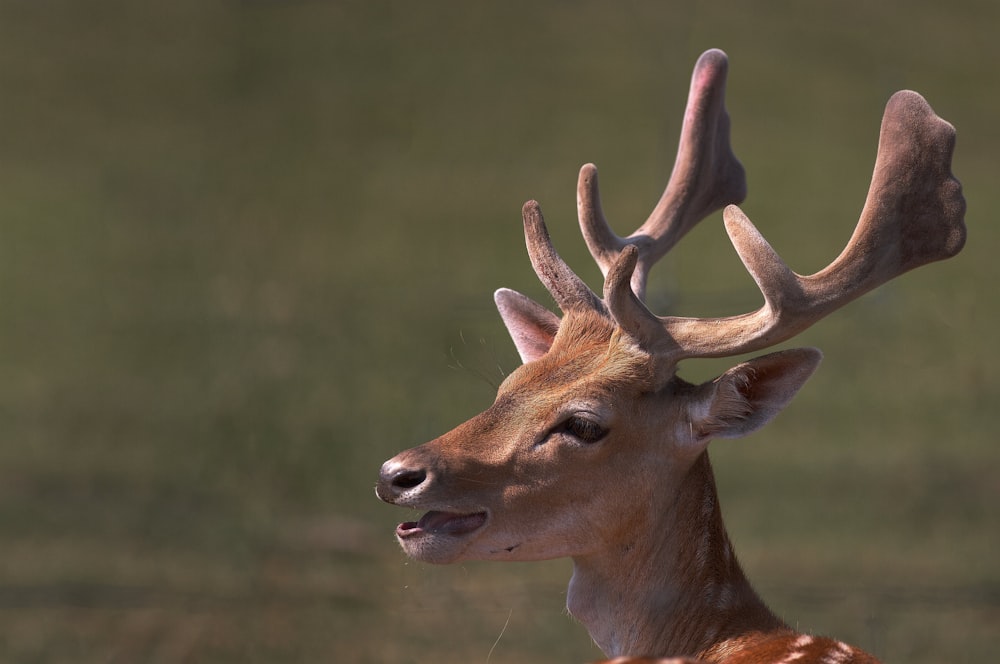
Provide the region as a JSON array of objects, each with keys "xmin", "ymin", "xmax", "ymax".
[{"xmin": 418, "ymin": 510, "xmax": 486, "ymax": 535}]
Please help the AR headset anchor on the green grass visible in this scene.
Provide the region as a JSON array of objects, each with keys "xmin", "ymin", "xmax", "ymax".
[{"xmin": 0, "ymin": 1, "xmax": 996, "ymax": 662}]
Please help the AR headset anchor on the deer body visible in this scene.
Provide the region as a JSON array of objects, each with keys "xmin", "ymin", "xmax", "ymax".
[{"xmin": 376, "ymin": 49, "xmax": 964, "ymax": 663}]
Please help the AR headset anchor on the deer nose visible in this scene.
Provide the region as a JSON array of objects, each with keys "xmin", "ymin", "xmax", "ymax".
[{"xmin": 376, "ymin": 460, "xmax": 428, "ymax": 503}]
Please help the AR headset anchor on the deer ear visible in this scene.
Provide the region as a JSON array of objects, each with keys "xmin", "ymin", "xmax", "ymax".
[
  {"xmin": 494, "ymin": 288, "xmax": 561, "ymax": 363},
  {"xmin": 685, "ymin": 348, "xmax": 823, "ymax": 446}
]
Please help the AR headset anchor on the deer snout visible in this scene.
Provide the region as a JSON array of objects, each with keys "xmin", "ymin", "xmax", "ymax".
[{"xmin": 376, "ymin": 458, "xmax": 429, "ymax": 503}]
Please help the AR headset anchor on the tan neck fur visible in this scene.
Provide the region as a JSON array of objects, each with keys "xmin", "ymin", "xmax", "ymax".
[{"xmin": 566, "ymin": 453, "xmax": 788, "ymax": 659}]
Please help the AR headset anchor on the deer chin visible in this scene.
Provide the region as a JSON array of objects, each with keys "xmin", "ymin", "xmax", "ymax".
[{"xmin": 395, "ymin": 509, "xmax": 489, "ymax": 563}]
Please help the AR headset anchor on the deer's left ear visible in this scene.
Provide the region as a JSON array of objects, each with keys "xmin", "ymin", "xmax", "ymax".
[
  {"xmin": 684, "ymin": 347, "xmax": 823, "ymax": 447},
  {"xmin": 494, "ymin": 288, "xmax": 561, "ymax": 363}
]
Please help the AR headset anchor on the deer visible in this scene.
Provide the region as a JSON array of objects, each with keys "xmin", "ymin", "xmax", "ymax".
[{"xmin": 375, "ymin": 49, "xmax": 966, "ymax": 663}]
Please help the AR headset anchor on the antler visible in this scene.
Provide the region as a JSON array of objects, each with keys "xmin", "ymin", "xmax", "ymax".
[
  {"xmin": 606, "ymin": 89, "xmax": 966, "ymax": 362},
  {"xmin": 519, "ymin": 49, "xmax": 965, "ymax": 368},
  {"xmin": 519, "ymin": 48, "xmax": 746, "ymax": 316},
  {"xmin": 577, "ymin": 48, "xmax": 747, "ymax": 300}
]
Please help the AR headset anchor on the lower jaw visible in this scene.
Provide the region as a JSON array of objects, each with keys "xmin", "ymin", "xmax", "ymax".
[{"xmin": 397, "ymin": 532, "xmax": 473, "ymax": 565}]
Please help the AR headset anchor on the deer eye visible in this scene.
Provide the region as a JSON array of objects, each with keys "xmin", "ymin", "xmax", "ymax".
[{"xmin": 560, "ymin": 415, "xmax": 608, "ymax": 444}]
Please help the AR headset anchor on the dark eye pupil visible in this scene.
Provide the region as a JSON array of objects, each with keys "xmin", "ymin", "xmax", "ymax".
[{"xmin": 564, "ymin": 416, "xmax": 606, "ymax": 443}]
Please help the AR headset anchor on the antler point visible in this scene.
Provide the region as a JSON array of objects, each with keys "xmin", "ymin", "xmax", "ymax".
[
  {"xmin": 578, "ymin": 164, "xmax": 600, "ymax": 192},
  {"xmin": 722, "ymin": 204, "xmax": 747, "ymax": 227},
  {"xmin": 697, "ymin": 48, "xmax": 729, "ymax": 67},
  {"xmin": 522, "ymin": 200, "xmax": 545, "ymax": 228}
]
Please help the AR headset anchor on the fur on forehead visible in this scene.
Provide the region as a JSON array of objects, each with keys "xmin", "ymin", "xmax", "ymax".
[{"xmin": 502, "ymin": 308, "xmax": 663, "ymax": 395}]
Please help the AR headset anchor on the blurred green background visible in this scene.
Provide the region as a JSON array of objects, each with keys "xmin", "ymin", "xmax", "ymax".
[{"xmin": 0, "ymin": 1, "xmax": 996, "ymax": 662}]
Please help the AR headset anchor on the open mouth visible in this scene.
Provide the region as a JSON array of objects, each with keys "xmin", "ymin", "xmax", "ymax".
[{"xmin": 396, "ymin": 510, "xmax": 487, "ymax": 539}]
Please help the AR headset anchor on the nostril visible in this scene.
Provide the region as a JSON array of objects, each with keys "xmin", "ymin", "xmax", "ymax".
[
  {"xmin": 377, "ymin": 460, "xmax": 430, "ymax": 503},
  {"xmin": 391, "ymin": 468, "xmax": 427, "ymax": 490}
]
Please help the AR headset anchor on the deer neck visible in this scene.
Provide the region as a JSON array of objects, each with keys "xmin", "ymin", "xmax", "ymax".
[{"xmin": 566, "ymin": 452, "xmax": 787, "ymax": 659}]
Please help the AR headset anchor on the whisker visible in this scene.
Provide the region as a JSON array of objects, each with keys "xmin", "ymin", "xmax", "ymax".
[{"xmin": 486, "ymin": 608, "xmax": 513, "ymax": 664}]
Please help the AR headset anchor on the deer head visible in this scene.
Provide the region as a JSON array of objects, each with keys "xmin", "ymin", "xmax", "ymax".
[{"xmin": 375, "ymin": 49, "xmax": 965, "ymax": 659}]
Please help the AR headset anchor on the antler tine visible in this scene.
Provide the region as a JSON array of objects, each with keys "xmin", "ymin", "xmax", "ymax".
[
  {"xmin": 522, "ymin": 200, "xmax": 605, "ymax": 315},
  {"xmin": 635, "ymin": 89, "xmax": 967, "ymax": 362},
  {"xmin": 578, "ymin": 48, "xmax": 747, "ymax": 301}
]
